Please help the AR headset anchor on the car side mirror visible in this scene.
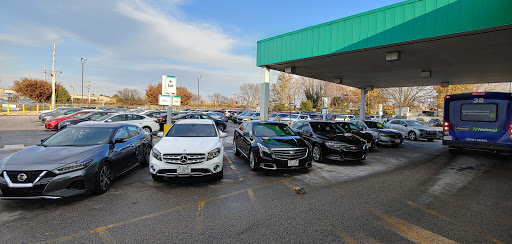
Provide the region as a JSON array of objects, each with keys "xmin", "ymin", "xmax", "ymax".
[
  {"xmin": 219, "ymin": 132, "xmax": 227, "ymax": 138},
  {"xmin": 157, "ymin": 132, "xmax": 164, "ymax": 137}
]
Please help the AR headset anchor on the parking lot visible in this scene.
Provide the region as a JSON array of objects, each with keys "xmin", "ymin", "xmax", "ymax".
[{"xmin": 1, "ymin": 115, "xmax": 511, "ymax": 243}]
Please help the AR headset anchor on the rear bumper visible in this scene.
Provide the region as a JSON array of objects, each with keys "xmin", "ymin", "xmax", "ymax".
[{"xmin": 443, "ymin": 141, "xmax": 512, "ymax": 151}]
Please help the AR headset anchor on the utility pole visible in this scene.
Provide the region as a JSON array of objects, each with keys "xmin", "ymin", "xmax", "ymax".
[
  {"xmin": 81, "ymin": 58, "xmax": 87, "ymax": 107},
  {"xmin": 87, "ymin": 81, "xmax": 91, "ymax": 103},
  {"xmin": 50, "ymin": 42, "xmax": 62, "ymax": 109},
  {"xmin": 70, "ymin": 85, "xmax": 75, "ymax": 105},
  {"xmin": 197, "ymin": 75, "xmax": 201, "ymax": 109}
]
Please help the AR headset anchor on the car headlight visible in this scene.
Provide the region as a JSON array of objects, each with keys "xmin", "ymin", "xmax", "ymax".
[
  {"xmin": 152, "ymin": 148, "xmax": 162, "ymax": 161},
  {"xmin": 257, "ymin": 143, "xmax": 273, "ymax": 158},
  {"xmin": 52, "ymin": 160, "xmax": 93, "ymax": 174},
  {"xmin": 207, "ymin": 147, "xmax": 221, "ymax": 160},
  {"xmin": 325, "ymin": 141, "xmax": 347, "ymax": 149}
]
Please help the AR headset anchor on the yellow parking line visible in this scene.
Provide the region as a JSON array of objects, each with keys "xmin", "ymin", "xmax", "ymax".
[
  {"xmin": 195, "ymin": 201, "xmax": 206, "ymax": 236},
  {"xmin": 404, "ymin": 200, "xmax": 505, "ymax": 244},
  {"xmin": 224, "ymin": 153, "xmax": 241, "ymax": 177},
  {"xmin": 247, "ymin": 189, "xmax": 264, "ymax": 217},
  {"xmin": 372, "ymin": 209, "xmax": 430, "ymax": 244},
  {"xmin": 97, "ymin": 229, "xmax": 117, "ymax": 244}
]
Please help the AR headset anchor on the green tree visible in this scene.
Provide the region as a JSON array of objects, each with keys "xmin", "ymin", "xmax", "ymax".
[
  {"xmin": 301, "ymin": 100, "xmax": 313, "ymax": 112},
  {"xmin": 330, "ymin": 96, "xmax": 344, "ymax": 108},
  {"xmin": 273, "ymin": 103, "xmax": 286, "ymax": 111},
  {"xmin": 56, "ymin": 86, "xmax": 71, "ymax": 104}
]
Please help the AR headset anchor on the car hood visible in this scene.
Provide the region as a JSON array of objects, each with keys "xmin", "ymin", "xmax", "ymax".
[
  {"xmin": 155, "ymin": 137, "xmax": 220, "ymax": 154},
  {"xmin": 315, "ymin": 132, "xmax": 366, "ymax": 145},
  {"xmin": 370, "ymin": 128, "xmax": 402, "ymax": 134},
  {"xmin": 257, "ymin": 136, "xmax": 307, "ymax": 149},
  {"xmin": 0, "ymin": 145, "xmax": 105, "ymax": 171}
]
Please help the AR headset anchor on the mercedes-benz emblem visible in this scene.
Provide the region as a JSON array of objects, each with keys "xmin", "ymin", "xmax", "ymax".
[
  {"xmin": 179, "ymin": 155, "xmax": 188, "ymax": 164},
  {"xmin": 289, "ymin": 151, "xmax": 295, "ymax": 155},
  {"xmin": 17, "ymin": 173, "xmax": 28, "ymax": 182}
]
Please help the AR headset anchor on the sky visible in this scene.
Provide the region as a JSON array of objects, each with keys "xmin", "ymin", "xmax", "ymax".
[{"xmin": 0, "ymin": 0, "xmax": 404, "ymax": 98}]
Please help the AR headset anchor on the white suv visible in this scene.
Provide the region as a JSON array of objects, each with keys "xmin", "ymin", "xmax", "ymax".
[{"xmin": 149, "ymin": 119, "xmax": 226, "ymax": 181}]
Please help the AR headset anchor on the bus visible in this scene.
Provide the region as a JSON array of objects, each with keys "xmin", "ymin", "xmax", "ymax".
[{"xmin": 443, "ymin": 92, "xmax": 512, "ymax": 153}]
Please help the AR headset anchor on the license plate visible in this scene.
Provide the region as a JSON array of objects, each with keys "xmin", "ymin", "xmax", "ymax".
[
  {"xmin": 395, "ymin": 139, "xmax": 400, "ymax": 143},
  {"xmin": 288, "ymin": 159, "xmax": 299, "ymax": 166},
  {"xmin": 177, "ymin": 165, "xmax": 191, "ymax": 174},
  {"xmin": 443, "ymin": 136, "xmax": 453, "ymax": 140}
]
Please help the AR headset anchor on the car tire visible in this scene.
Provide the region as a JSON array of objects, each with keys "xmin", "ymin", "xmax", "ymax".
[
  {"xmin": 142, "ymin": 126, "xmax": 152, "ymax": 134},
  {"xmin": 249, "ymin": 150, "xmax": 260, "ymax": 172},
  {"xmin": 94, "ymin": 162, "xmax": 112, "ymax": 195},
  {"xmin": 213, "ymin": 169, "xmax": 223, "ymax": 181},
  {"xmin": 140, "ymin": 145, "xmax": 151, "ymax": 166},
  {"xmin": 408, "ymin": 131, "xmax": 417, "ymax": 141},
  {"xmin": 152, "ymin": 174, "xmax": 164, "ymax": 182},
  {"xmin": 312, "ymin": 144, "xmax": 323, "ymax": 162},
  {"xmin": 234, "ymin": 140, "xmax": 241, "ymax": 156}
]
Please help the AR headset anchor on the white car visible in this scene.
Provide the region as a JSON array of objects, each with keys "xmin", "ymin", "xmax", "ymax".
[
  {"xmin": 149, "ymin": 119, "xmax": 226, "ymax": 181},
  {"xmin": 88, "ymin": 113, "xmax": 160, "ymax": 134},
  {"xmin": 335, "ymin": 114, "xmax": 355, "ymax": 121},
  {"xmin": 279, "ymin": 114, "xmax": 311, "ymax": 124}
]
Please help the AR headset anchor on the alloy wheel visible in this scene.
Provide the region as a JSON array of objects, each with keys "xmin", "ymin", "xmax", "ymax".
[{"xmin": 99, "ymin": 165, "xmax": 111, "ymax": 191}]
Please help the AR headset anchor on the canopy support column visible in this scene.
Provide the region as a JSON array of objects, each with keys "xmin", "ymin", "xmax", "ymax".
[
  {"xmin": 260, "ymin": 66, "xmax": 270, "ymax": 121},
  {"xmin": 360, "ymin": 89, "xmax": 367, "ymax": 120}
]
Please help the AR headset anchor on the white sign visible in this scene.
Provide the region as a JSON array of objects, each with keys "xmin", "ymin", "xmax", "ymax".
[
  {"xmin": 158, "ymin": 94, "xmax": 171, "ymax": 106},
  {"xmin": 172, "ymin": 96, "xmax": 181, "ymax": 106},
  {"xmin": 162, "ymin": 75, "xmax": 177, "ymax": 95}
]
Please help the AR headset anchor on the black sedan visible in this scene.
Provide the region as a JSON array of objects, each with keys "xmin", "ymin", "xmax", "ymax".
[
  {"xmin": 234, "ymin": 121, "xmax": 312, "ymax": 171},
  {"xmin": 335, "ymin": 121, "xmax": 377, "ymax": 150},
  {"xmin": 172, "ymin": 113, "xmax": 227, "ymax": 131},
  {"xmin": 58, "ymin": 111, "xmax": 113, "ymax": 130},
  {"xmin": 0, "ymin": 123, "xmax": 152, "ymax": 199},
  {"xmin": 290, "ymin": 121, "xmax": 368, "ymax": 162}
]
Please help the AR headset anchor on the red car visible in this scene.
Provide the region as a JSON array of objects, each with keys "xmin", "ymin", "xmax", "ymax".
[{"xmin": 44, "ymin": 110, "xmax": 96, "ymax": 130}]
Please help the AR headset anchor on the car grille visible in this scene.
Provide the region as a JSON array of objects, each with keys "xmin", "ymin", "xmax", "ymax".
[
  {"xmin": 340, "ymin": 144, "xmax": 365, "ymax": 151},
  {"xmin": 162, "ymin": 154, "xmax": 206, "ymax": 164},
  {"xmin": 4, "ymin": 171, "xmax": 46, "ymax": 184},
  {"xmin": 386, "ymin": 134, "xmax": 402, "ymax": 139},
  {"xmin": 1, "ymin": 184, "xmax": 48, "ymax": 197},
  {"xmin": 271, "ymin": 148, "xmax": 308, "ymax": 160}
]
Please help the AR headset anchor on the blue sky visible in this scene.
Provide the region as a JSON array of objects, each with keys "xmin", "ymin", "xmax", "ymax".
[{"xmin": 0, "ymin": 0, "xmax": 404, "ymax": 98}]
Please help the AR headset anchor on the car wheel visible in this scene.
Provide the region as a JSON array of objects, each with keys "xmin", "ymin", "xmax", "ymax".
[
  {"xmin": 234, "ymin": 140, "xmax": 241, "ymax": 156},
  {"xmin": 408, "ymin": 131, "xmax": 417, "ymax": 141},
  {"xmin": 152, "ymin": 174, "xmax": 164, "ymax": 182},
  {"xmin": 249, "ymin": 150, "xmax": 260, "ymax": 172},
  {"xmin": 94, "ymin": 162, "xmax": 112, "ymax": 195},
  {"xmin": 213, "ymin": 169, "xmax": 223, "ymax": 181},
  {"xmin": 140, "ymin": 145, "xmax": 151, "ymax": 166},
  {"xmin": 312, "ymin": 144, "xmax": 323, "ymax": 162},
  {"xmin": 143, "ymin": 126, "xmax": 152, "ymax": 134}
]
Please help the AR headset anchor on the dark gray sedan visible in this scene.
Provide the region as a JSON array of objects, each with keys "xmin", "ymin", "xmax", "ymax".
[
  {"xmin": 351, "ymin": 120, "xmax": 404, "ymax": 147},
  {"xmin": 0, "ymin": 123, "xmax": 152, "ymax": 199}
]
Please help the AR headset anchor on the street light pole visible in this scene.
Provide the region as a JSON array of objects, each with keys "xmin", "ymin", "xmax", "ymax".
[
  {"xmin": 197, "ymin": 75, "xmax": 201, "ymax": 109},
  {"xmin": 81, "ymin": 58, "xmax": 87, "ymax": 107}
]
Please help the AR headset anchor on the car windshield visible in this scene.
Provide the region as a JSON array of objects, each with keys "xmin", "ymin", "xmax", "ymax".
[
  {"xmin": 310, "ymin": 122, "xmax": 346, "ymax": 134},
  {"xmin": 365, "ymin": 121, "xmax": 389, "ymax": 129},
  {"xmin": 253, "ymin": 123, "xmax": 296, "ymax": 137},
  {"xmin": 405, "ymin": 120, "xmax": 425, "ymax": 126},
  {"xmin": 166, "ymin": 124, "xmax": 217, "ymax": 137},
  {"xmin": 42, "ymin": 127, "xmax": 114, "ymax": 146}
]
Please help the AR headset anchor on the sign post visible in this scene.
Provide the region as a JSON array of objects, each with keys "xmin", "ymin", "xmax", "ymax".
[
  {"xmin": 161, "ymin": 75, "xmax": 177, "ymax": 128},
  {"xmin": 321, "ymin": 97, "xmax": 328, "ymax": 121}
]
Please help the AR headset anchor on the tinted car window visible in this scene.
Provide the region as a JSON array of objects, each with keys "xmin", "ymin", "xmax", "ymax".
[
  {"xmin": 127, "ymin": 126, "xmax": 140, "ymax": 137},
  {"xmin": 390, "ymin": 120, "xmax": 400, "ymax": 124},
  {"xmin": 114, "ymin": 127, "xmax": 130, "ymax": 140},
  {"xmin": 365, "ymin": 121, "xmax": 388, "ymax": 129},
  {"xmin": 89, "ymin": 113, "xmax": 109, "ymax": 120},
  {"xmin": 127, "ymin": 114, "xmax": 144, "ymax": 120},
  {"xmin": 310, "ymin": 123, "xmax": 344, "ymax": 133},
  {"xmin": 110, "ymin": 115, "xmax": 126, "ymax": 122},
  {"xmin": 253, "ymin": 123, "xmax": 296, "ymax": 137}
]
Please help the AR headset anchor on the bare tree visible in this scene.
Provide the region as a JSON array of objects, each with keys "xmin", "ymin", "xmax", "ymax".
[
  {"xmin": 115, "ymin": 88, "xmax": 144, "ymax": 105},
  {"xmin": 237, "ymin": 83, "xmax": 260, "ymax": 108},
  {"xmin": 380, "ymin": 86, "xmax": 436, "ymax": 111},
  {"xmin": 207, "ymin": 93, "xmax": 228, "ymax": 109}
]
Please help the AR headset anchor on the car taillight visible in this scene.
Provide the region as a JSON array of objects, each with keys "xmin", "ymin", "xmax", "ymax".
[{"xmin": 443, "ymin": 122, "xmax": 449, "ymax": 135}]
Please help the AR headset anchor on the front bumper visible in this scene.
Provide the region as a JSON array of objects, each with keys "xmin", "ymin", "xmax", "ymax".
[
  {"xmin": 149, "ymin": 151, "xmax": 224, "ymax": 177},
  {"xmin": 45, "ymin": 122, "xmax": 58, "ymax": 130},
  {"xmin": 255, "ymin": 152, "xmax": 312, "ymax": 170},
  {"xmin": 378, "ymin": 135, "xmax": 404, "ymax": 146},
  {"xmin": 0, "ymin": 169, "xmax": 94, "ymax": 199},
  {"xmin": 323, "ymin": 145, "xmax": 368, "ymax": 161}
]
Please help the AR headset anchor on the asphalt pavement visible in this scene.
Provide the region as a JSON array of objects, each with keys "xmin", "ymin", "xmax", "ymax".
[{"xmin": 0, "ymin": 115, "xmax": 511, "ymax": 243}]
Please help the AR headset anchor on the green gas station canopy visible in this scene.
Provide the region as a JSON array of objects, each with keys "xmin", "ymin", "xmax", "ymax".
[{"xmin": 257, "ymin": 0, "xmax": 512, "ymax": 89}]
